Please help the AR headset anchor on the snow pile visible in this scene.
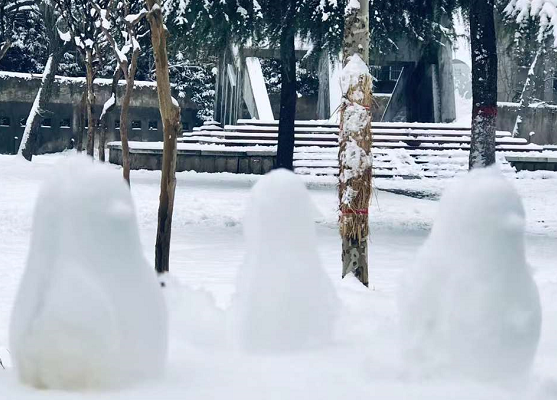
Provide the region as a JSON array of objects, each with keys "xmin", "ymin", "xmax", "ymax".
[
  {"xmin": 399, "ymin": 166, "xmax": 541, "ymax": 381},
  {"xmin": 9, "ymin": 155, "xmax": 168, "ymax": 390},
  {"xmin": 234, "ymin": 169, "xmax": 338, "ymax": 352}
]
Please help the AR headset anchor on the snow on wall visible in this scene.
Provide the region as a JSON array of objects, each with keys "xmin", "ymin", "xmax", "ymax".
[
  {"xmin": 9, "ymin": 155, "xmax": 168, "ymax": 390},
  {"xmin": 399, "ymin": 166, "xmax": 541, "ymax": 381},
  {"xmin": 233, "ymin": 169, "xmax": 338, "ymax": 352}
]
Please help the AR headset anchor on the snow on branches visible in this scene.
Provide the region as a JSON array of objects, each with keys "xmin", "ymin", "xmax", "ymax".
[{"xmin": 506, "ymin": 0, "xmax": 557, "ymax": 45}]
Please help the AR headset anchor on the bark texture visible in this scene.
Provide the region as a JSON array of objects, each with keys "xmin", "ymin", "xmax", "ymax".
[
  {"xmin": 339, "ymin": 0, "xmax": 372, "ymax": 287},
  {"xmin": 276, "ymin": 0, "xmax": 297, "ymax": 171},
  {"xmin": 146, "ymin": 0, "xmax": 182, "ymax": 274},
  {"xmin": 85, "ymin": 49, "xmax": 96, "ymax": 157},
  {"xmin": 76, "ymin": 91, "xmax": 87, "ymax": 152},
  {"xmin": 469, "ymin": 0, "xmax": 498, "ymax": 169}
]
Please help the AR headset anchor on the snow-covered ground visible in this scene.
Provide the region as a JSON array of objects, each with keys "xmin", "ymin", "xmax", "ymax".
[{"xmin": 1, "ymin": 152, "xmax": 557, "ymax": 399}]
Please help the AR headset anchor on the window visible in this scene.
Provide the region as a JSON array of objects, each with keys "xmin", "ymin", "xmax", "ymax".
[
  {"xmin": 148, "ymin": 120, "xmax": 158, "ymax": 130},
  {"xmin": 20, "ymin": 117, "xmax": 26, "ymax": 127},
  {"xmin": 41, "ymin": 118, "xmax": 52, "ymax": 128},
  {"xmin": 389, "ymin": 66, "xmax": 403, "ymax": 81},
  {"xmin": 60, "ymin": 118, "xmax": 71, "ymax": 128},
  {"xmin": 114, "ymin": 120, "xmax": 120, "ymax": 129},
  {"xmin": 132, "ymin": 120, "xmax": 142, "ymax": 130},
  {"xmin": 182, "ymin": 121, "xmax": 190, "ymax": 132},
  {"xmin": 0, "ymin": 116, "xmax": 10, "ymax": 127}
]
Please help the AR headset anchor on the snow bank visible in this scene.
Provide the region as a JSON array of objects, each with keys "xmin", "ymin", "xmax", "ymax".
[
  {"xmin": 399, "ymin": 166, "xmax": 541, "ymax": 381},
  {"xmin": 9, "ymin": 155, "xmax": 167, "ymax": 390},
  {"xmin": 234, "ymin": 169, "xmax": 338, "ymax": 352}
]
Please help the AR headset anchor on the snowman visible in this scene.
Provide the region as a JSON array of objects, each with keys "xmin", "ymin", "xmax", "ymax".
[
  {"xmin": 399, "ymin": 166, "xmax": 541, "ymax": 380},
  {"xmin": 10, "ymin": 156, "xmax": 167, "ymax": 390},
  {"xmin": 234, "ymin": 169, "xmax": 338, "ymax": 352}
]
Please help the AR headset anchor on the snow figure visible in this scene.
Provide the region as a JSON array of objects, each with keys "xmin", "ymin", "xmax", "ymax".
[
  {"xmin": 399, "ymin": 166, "xmax": 541, "ymax": 381},
  {"xmin": 9, "ymin": 155, "xmax": 167, "ymax": 390},
  {"xmin": 234, "ymin": 169, "xmax": 338, "ymax": 352}
]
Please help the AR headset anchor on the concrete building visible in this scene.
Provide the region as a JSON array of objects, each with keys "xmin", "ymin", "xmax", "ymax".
[{"xmin": 0, "ymin": 71, "xmax": 197, "ymax": 155}]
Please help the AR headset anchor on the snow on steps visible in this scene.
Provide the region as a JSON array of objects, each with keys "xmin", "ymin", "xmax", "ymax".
[{"xmin": 182, "ymin": 120, "xmax": 543, "ymax": 178}]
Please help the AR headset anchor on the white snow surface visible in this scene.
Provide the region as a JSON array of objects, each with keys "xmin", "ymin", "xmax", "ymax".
[
  {"xmin": 9, "ymin": 156, "xmax": 167, "ymax": 390},
  {"xmin": 399, "ymin": 166, "xmax": 541, "ymax": 381},
  {"xmin": 1, "ymin": 153, "xmax": 557, "ymax": 399},
  {"xmin": 340, "ymin": 53, "xmax": 370, "ymax": 95},
  {"xmin": 233, "ymin": 170, "xmax": 338, "ymax": 352}
]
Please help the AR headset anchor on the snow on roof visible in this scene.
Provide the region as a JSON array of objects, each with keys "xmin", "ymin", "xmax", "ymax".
[{"xmin": 0, "ymin": 70, "xmax": 158, "ymax": 88}]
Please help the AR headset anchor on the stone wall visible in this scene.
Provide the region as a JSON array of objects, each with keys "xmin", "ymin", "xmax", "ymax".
[
  {"xmin": 497, "ymin": 103, "xmax": 557, "ymax": 145},
  {"xmin": 109, "ymin": 145, "xmax": 276, "ymax": 174},
  {"xmin": 0, "ymin": 72, "xmax": 197, "ymax": 154}
]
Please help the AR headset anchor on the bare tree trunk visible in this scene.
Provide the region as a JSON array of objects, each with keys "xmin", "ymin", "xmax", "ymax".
[
  {"xmin": 120, "ymin": 79, "xmax": 133, "ymax": 184},
  {"xmin": 76, "ymin": 91, "xmax": 86, "ymax": 152},
  {"xmin": 18, "ymin": 51, "xmax": 63, "ymax": 160},
  {"xmin": 0, "ymin": 39, "xmax": 11, "ymax": 62},
  {"xmin": 469, "ymin": 0, "xmax": 497, "ymax": 169},
  {"xmin": 276, "ymin": 0, "xmax": 297, "ymax": 170},
  {"xmin": 512, "ymin": 43, "xmax": 544, "ymax": 139},
  {"xmin": 98, "ymin": 68, "xmax": 121, "ymax": 162},
  {"xmin": 146, "ymin": 0, "xmax": 182, "ymax": 275},
  {"xmin": 85, "ymin": 49, "xmax": 96, "ymax": 157},
  {"xmin": 339, "ymin": 0, "xmax": 372, "ymax": 287}
]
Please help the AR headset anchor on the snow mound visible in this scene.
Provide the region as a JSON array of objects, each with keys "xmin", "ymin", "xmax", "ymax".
[
  {"xmin": 9, "ymin": 155, "xmax": 168, "ymax": 390},
  {"xmin": 162, "ymin": 275, "xmax": 227, "ymax": 349},
  {"xmin": 399, "ymin": 166, "xmax": 541, "ymax": 381},
  {"xmin": 234, "ymin": 169, "xmax": 338, "ymax": 352}
]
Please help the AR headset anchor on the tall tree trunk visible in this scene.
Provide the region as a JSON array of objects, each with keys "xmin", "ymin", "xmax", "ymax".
[
  {"xmin": 469, "ymin": 0, "xmax": 497, "ymax": 169},
  {"xmin": 119, "ymin": 50, "xmax": 140, "ymax": 185},
  {"xmin": 276, "ymin": 0, "xmax": 297, "ymax": 170},
  {"xmin": 120, "ymin": 81, "xmax": 133, "ymax": 184},
  {"xmin": 76, "ymin": 91, "xmax": 86, "ymax": 152},
  {"xmin": 339, "ymin": 0, "xmax": 372, "ymax": 287},
  {"xmin": 98, "ymin": 68, "xmax": 121, "ymax": 162},
  {"xmin": 512, "ymin": 43, "xmax": 544, "ymax": 139},
  {"xmin": 0, "ymin": 39, "xmax": 11, "ymax": 62},
  {"xmin": 18, "ymin": 51, "xmax": 63, "ymax": 160},
  {"xmin": 146, "ymin": 0, "xmax": 182, "ymax": 275},
  {"xmin": 85, "ymin": 49, "xmax": 96, "ymax": 157}
]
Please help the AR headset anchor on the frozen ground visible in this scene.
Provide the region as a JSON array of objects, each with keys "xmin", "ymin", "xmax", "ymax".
[{"xmin": 1, "ymin": 152, "xmax": 557, "ymax": 399}]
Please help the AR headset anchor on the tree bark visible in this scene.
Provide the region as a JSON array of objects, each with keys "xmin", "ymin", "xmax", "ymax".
[
  {"xmin": 98, "ymin": 68, "xmax": 121, "ymax": 162},
  {"xmin": 276, "ymin": 0, "xmax": 297, "ymax": 171},
  {"xmin": 339, "ymin": 0, "xmax": 372, "ymax": 287},
  {"xmin": 76, "ymin": 91, "xmax": 86, "ymax": 152},
  {"xmin": 469, "ymin": 0, "xmax": 497, "ymax": 169},
  {"xmin": 85, "ymin": 49, "xmax": 96, "ymax": 157},
  {"xmin": 120, "ymin": 80, "xmax": 133, "ymax": 184},
  {"xmin": 146, "ymin": 0, "xmax": 182, "ymax": 275},
  {"xmin": 18, "ymin": 51, "xmax": 63, "ymax": 161},
  {"xmin": 0, "ymin": 39, "xmax": 11, "ymax": 62}
]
